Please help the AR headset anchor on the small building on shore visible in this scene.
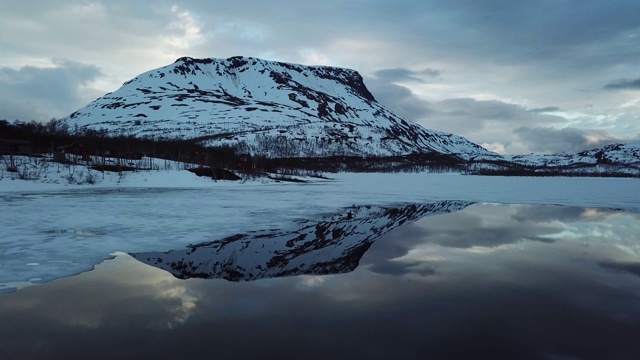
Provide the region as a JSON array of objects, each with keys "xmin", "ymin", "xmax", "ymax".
[{"xmin": 55, "ymin": 141, "xmax": 92, "ymax": 162}]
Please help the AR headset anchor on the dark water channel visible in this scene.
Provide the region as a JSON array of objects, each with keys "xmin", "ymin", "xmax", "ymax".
[{"xmin": 1, "ymin": 202, "xmax": 639, "ymax": 359}]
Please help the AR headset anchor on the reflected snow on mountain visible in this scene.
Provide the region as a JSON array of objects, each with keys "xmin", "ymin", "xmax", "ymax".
[{"xmin": 131, "ymin": 201, "xmax": 471, "ymax": 281}]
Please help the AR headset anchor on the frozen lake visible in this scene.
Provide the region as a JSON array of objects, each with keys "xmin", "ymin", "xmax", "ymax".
[
  {"xmin": 1, "ymin": 174, "xmax": 640, "ymax": 358},
  {"xmin": 1, "ymin": 173, "xmax": 639, "ymax": 292}
]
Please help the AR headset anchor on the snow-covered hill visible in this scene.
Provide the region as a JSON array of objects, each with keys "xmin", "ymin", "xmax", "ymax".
[
  {"xmin": 131, "ymin": 201, "xmax": 472, "ymax": 281},
  {"xmin": 504, "ymin": 142, "xmax": 640, "ymax": 175},
  {"xmin": 509, "ymin": 142, "xmax": 640, "ymax": 167},
  {"xmin": 61, "ymin": 56, "xmax": 500, "ymax": 161}
]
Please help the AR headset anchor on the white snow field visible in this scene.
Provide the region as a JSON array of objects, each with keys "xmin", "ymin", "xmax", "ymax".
[{"xmin": 1, "ymin": 171, "xmax": 639, "ymax": 293}]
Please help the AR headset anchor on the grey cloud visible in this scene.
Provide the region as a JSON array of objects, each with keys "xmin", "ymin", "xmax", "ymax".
[
  {"xmin": 414, "ymin": 98, "xmax": 569, "ymax": 153},
  {"xmin": 604, "ymin": 78, "xmax": 640, "ymax": 90},
  {"xmin": 514, "ymin": 126, "xmax": 623, "ymax": 154},
  {"xmin": 365, "ymin": 77, "xmax": 433, "ymax": 121},
  {"xmin": 373, "ymin": 68, "xmax": 440, "ymax": 83},
  {"xmin": 433, "ymin": 1, "xmax": 640, "ymax": 65},
  {"xmin": 3, "ymin": 1, "xmax": 640, "ymax": 79},
  {"xmin": 599, "ymin": 261, "xmax": 640, "ymax": 277},
  {"xmin": 528, "ymin": 106, "xmax": 561, "ymax": 113},
  {"xmin": 367, "ymin": 85, "xmax": 565, "ymax": 130},
  {"xmin": 434, "ymin": 99, "xmax": 561, "ymax": 122},
  {"xmin": 362, "ymin": 91, "xmax": 578, "ymax": 154},
  {"xmin": 114, "ymin": 0, "xmax": 639, "ymax": 82},
  {"xmin": 0, "ymin": 60, "xmax": 103, "ymax": 121},
  {"xmin": 0, "ymin": 59, "xmax": 101, "ymax": 98},
  {"xmin": 368, "ymin": 260, "xmax": 437, "ymax": 277}
]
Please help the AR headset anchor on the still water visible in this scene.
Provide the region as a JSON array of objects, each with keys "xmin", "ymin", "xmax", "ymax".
[{"xmin": 1, "ymin": 203, "xmax": 639, "ymax": 359}]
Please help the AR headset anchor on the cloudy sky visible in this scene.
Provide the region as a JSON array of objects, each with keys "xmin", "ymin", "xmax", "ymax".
[{"xmin": 2, "ymin": 0, "xmax": 640, "ymax": 154}]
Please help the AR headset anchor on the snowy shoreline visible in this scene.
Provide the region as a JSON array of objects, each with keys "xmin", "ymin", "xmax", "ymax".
[
  {"xmin": 2, "ymin": 159, "xmax": 639, "ymax": 213},
  {"xmin": 0, "ymin": 154, "xmax": 330, "ymax": 193}
]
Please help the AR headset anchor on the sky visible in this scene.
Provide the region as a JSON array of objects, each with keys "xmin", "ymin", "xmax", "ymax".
[{"xmin": 1, "ymin": 0, "xmax": 640, "ymax": 155}]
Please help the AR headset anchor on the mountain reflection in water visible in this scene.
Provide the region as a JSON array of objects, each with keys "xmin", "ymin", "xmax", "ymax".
[
  {"xmin": 131, "ymin": 201, "xmax": 472, "ymax": 281},
  {"xmin": 1, "ymin": 203, "xmax": 639, "ymax": 360}
]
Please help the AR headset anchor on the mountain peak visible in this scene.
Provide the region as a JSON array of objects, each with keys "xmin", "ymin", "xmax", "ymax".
[
  {"xmin": 61, "ymin": 56, "xmax": 498, "ymax": 160},
  {"xmin": 169, "ymin": 55, "xmax": 376, "ymax": 102}
]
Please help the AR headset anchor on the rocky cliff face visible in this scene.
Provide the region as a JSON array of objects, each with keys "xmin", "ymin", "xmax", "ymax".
[
  {"xmin": 130, "ymin": 201, "xmax": 472, "ymax": 281},
  {"xmin": 60, "ymin": 56, "xmax": 500, "ymax": 161}
]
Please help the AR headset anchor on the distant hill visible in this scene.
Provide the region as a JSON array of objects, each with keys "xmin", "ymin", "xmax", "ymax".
[
  {"xmin": 453, "ymin": 141, "xmax": 640, "ymax": 177},
  {"xmin": 509, "ymin": 142, "xmax": 640, "ymax": 167}
]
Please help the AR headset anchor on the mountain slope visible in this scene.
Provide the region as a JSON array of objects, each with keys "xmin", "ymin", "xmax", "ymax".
[
  {"xmin": 131, "ymin": 201, "xmax": 472, "ymax": 281},
  {"xmin": 61, "ymin": 56, "xmax": 500, "ymax": 161}
]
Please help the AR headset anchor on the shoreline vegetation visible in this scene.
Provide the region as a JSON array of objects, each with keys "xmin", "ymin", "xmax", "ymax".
[{"xmin": 1, "ymin": 119, "xmax": 639, "ymax": 185}]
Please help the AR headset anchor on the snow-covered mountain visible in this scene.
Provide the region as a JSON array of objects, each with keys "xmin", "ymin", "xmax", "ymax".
[
  {"xmin": 55, "ymin": 56, "xmax": 640, "ymax": 176},
  {"xmin": 504, "ymin": 142, "xmax": 640, "ymax": 175},
  {"xmin": 510, "ymin": 142, "xmax": 640, "ymax": 167},
  {"xmin": 61, "ymin": 56, "xmax": 500, "ymax": 161},
  {"xmin": 131, "ymin": 201, "xmax": 472, "ymax": 281}
]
